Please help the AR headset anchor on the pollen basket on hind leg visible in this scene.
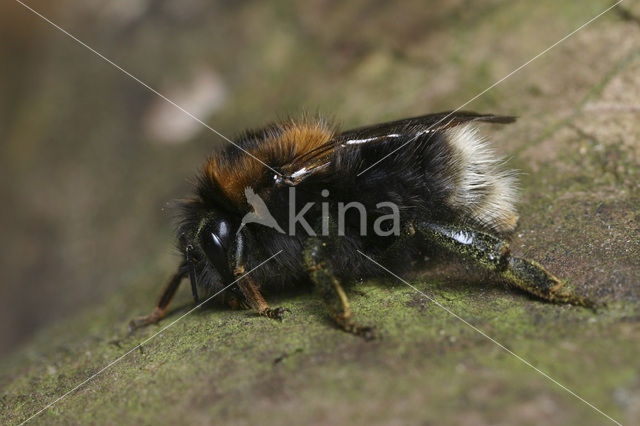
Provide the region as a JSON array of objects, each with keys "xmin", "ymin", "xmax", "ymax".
[{"xmin": 443, "ymin": 124, "xmax": 519, "ymax": 234}]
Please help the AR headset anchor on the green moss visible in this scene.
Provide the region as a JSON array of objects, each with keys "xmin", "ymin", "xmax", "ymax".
[{"xmin": 3, "ymin": 271, "xmax": 638, "ymax": 424}]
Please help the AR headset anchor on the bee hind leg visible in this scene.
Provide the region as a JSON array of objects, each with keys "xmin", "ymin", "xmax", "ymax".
[
  {"xmin": 503, "ymin": 256, "xmax": 596, "ymax": 309},
  {"xmin": 303, "ymin": 237, "xmax": 378, "ymax": 340},
  {"xmin": 412, "ymin": 221, "xmax": 596, "ymax": 309}
]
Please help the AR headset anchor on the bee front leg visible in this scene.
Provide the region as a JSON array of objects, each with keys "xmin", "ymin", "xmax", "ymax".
[
  {"xmin": 229, "ymin": 230, "xmax": 289, "ymax": 320},
  {"xmin": 129, "ymin": 265, "xmax": 187, "ymax": 332},
  {"xmin": 233, "ymin": 272, "xmax": 289, "ymax": 320},
  {"xmin": 303, "ymin": 237, "xmax": 378, "ymax": 340},
  {"xmin": 412, "ymin": 221, "xmax": 595, "ymax": 308}
]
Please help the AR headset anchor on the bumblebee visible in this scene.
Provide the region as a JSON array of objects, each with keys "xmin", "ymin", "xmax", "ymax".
[{"xmin": 130, "ymin": 112, "xmax": 593, "ymax": 339}]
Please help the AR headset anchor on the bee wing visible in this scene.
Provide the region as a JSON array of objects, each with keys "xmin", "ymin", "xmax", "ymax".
[
  {"xmin": 336, "ymin": 111, "xmax": 515, "ymax": 142},
  {"xmin": 280, "ymin": 111, "xmax": 515, "ymax": 185}
]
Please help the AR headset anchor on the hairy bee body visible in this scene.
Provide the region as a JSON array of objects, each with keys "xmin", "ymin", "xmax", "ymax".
[{"xmin": 131, "ymin": 112, "xmax": 592, "ymax": 336}]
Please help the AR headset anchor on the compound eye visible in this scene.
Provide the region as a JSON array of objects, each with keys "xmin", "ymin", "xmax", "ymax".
[
  {"xmin": 215, "ymin": 219, "xmax": 231, "ymax": 250},
  {"xmin": 200, "ymin": 219, "xmax": 234, "ymax": 284}
]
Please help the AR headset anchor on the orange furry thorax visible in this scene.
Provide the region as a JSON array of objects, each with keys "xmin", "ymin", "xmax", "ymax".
[{"xmin": 202, "ymin": 119, "xmax": 334, "ymax": 207}]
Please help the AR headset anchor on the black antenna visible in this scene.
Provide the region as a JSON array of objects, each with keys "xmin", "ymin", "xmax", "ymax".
[{"xmin": 186, "ymin": 244, "xmax": 199, "ymax": 304}]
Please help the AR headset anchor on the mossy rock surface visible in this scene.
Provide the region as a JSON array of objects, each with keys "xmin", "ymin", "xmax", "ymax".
[{"xmin": 2, "ymin": 1, "xmax": 640, "ymax": 424}]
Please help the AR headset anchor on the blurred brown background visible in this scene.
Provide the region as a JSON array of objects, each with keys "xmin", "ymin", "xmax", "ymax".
[
  {"xmin": 1, "ymin": 0, "xmax": 639, "ymax": 355},
  {"xmin": 3, "ymin": 0, "xmax": 550, "ymax": 358}
]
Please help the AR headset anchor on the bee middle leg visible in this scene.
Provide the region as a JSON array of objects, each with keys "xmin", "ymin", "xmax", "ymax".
[
  {"xmin": 410, "ymin": 221, "xmax": 595, "ymax": 308},
  {"xmin": 303, "ymin": 236, "xmax": 378, "ymax": 340}
]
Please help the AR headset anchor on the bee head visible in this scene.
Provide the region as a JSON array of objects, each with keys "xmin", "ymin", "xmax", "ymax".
[
  {"xmin": 183, "ymin": 214, "xmax": 239, "ymax": 304},
  {"xmin": 198, "ymin": 216, "xmax": 236, "ymax": 280}
]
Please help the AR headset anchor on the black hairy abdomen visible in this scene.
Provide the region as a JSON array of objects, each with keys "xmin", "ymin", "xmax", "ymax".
[
  {"xmin": 336, "ymin": 130, "xmax": 457, "ymax": 224},
  {"xmin": 244, "ymin": 131, "xmax": 459, "ymax": 293}
]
